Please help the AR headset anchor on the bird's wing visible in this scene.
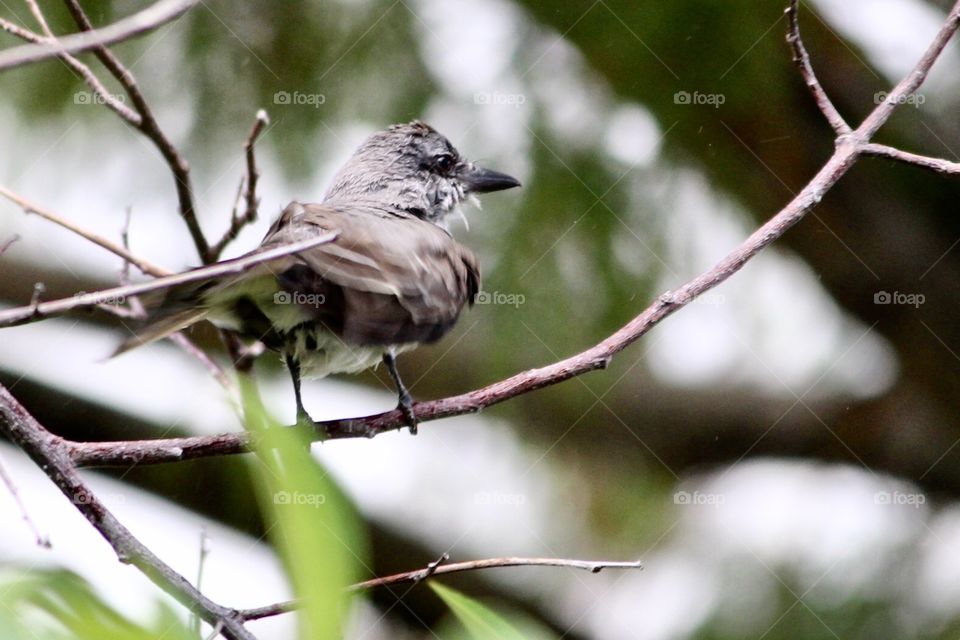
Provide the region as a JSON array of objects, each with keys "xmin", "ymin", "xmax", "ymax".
[{"xmin": 259, "ymin": 202, "xmax": 479, "ymax": 345}]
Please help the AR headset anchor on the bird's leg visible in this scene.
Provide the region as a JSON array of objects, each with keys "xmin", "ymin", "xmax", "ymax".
[
  {"xmin": 285, "ymin": 354, "xmax": 315, "ymax": 428},
  {"xmin": 383, "ymin": 351, "xmax": 417, "ymax": 435}
]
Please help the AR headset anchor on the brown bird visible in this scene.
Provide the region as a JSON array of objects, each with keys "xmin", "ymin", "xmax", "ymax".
[{"xmin": 118, "ymin": 121, "xmax": 520, "ymax": 432}]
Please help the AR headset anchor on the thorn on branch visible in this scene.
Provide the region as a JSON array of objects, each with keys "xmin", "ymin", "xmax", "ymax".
[
  {"xmin": 413, "ymin": 553, "xmax": 450, "ymax": 583},
  {"xmin": 29, "ymin": 282, "xmax": 45, "ymax": 315}
]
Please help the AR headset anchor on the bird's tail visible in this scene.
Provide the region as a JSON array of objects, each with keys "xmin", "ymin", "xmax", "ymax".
[
  {"xmin": 111, "ymin": 276, "xmax": 223, "ymax": 357},
  {"xmin": 113, "ymin": 307, "xmax": 211, "ymax": 357}
]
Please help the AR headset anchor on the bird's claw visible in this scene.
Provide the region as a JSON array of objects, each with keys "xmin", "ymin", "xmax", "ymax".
[
  {"xmin": 295, "ymin": 409, "xmax": 329, "ymax": 442},
  {"xmin": 398, "ymin": 393, "xmax": 418, "ymax": 435}
]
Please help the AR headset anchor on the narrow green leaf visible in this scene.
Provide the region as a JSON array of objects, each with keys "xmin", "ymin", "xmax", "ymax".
[
  {"xmin": 242, "ymin": 378, "xmax": 367, "ymax": 640},
  {"xmin": 430, "ymin": 582, "xmax": 535, "ymax": 640}
]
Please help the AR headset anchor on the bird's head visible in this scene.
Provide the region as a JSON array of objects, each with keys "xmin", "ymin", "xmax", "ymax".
[{"xmin": 323, "ymin": 121, "xmax": 520, "ymax": 225}]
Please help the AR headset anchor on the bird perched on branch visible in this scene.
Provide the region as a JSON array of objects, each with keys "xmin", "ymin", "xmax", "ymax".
[{"xmin": 117, "ymin": 121, "xmax": 520, "ymax": 433}]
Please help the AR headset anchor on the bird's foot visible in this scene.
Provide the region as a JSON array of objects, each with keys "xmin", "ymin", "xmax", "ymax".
[
  {"xmin": 295, "ymin": 408, "xmax": 329, "ymax": 442},
  {"xmin": 398, "ymin": 392, "xmax": 418, "ymax": 435}
]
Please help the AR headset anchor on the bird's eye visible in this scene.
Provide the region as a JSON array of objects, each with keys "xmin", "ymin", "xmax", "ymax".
[{"xmin": 434, "ymin": 153, "xmax": 455, "ymax": 173}]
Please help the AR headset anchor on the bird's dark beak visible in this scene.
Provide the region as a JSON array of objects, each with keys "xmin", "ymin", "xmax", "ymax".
[{"xmin": 459, "ymin": 163, "xmax": 521, "ymax": 193}]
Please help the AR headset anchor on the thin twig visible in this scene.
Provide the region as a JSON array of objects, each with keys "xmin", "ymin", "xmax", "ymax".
[
  {"xmin": 862, "ymin": 143, "xmax": 960, "ymax": 175},
  {"xmin": 0, "ymin": 0, "xmax": 199, "ymax": 72},
  {"xmin": 0, "ymin": 234, "xmax": 19, "ymax": 255},
  {"xmin": 0, "ymin": 185, "xmax": 170, "ymax": 277},
  {"xmin": 61, "ymin": 0, "xmax": 210, "ymax": 262},
  {"xmin": 29, "ymin": 283, "xmax": 45, "ymax": 312},
  {"xmin": 209, "ymin": 110, "xmax": 270, "ymax": 261},
  {"xmin": 0, "ymin": 452, "xmax": 51, "ymax": 548},
  {"xmin": 785, "ymin": 0, "xmax": 851, "ymax": 135},
  {"xmin": 115, "ymin": 210, "xmax": 234, "ymax": 391},
  {"xmin": 860, "ymin": 8, "xmax": 960, "ymax": 141},
  {"xmin": 192, "ymin": 528, "xmax": 211, "ymax": 638},
  {"xmin": 239, "ymin": 556, "xmax": 643, "ymax": 621},
  {"xmin": 58, "ymin": 0, "xmax": 960, "ymax": 468},
  {"xmin": 25, "ymin": 0, "xmax": 55, "ymax": 37},
  {"xmin": 169, "ymin": 333, "xmax": 235, "ymax": 391},
  {"xmin": 0, "ymin": 385, "xmax": 256, "ymax": 640},
  {"xmin": 0, "ymin": 232, "xmax": 338, "ymax": 328},
  {"xmin": 0, "ymin": 17, "xmax": 139, "ymax": 123}
]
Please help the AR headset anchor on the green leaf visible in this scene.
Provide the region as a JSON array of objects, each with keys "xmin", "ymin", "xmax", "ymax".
[
  {"xmin": 1, "ymin": 568, "xmax": 194, "ymax": 640},
  {"xmin": 430, "ymin": 582, "xmax": 536, "ymax": 640},
  {"xmin": 241, "ymin": 377, "xmax": 367, "ymax": 640}
]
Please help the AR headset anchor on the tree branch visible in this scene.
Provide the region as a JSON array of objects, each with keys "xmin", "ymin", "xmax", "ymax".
[
  {"xmin": 0, "ymin": 452, "xmax": 51, "ymax": 548},
  {"xmin": 239, "ymin": 556, "xmax": 644, "ymax": 622},
  {"xmin": 0, "ymin": 384, "xmax": 256, "ymax": 640},
  {"xmin": 0, "ymin": 0, "xmax": 199, "ymax": 72},
  {"xmin": 61, "ymin": 0, "xmax": 209, "ymax": 262},
  {"xmin": 0, "ymin": 185, "xmax": 170, "ymax": 277},
  {"xmin": 785, "ymin": 0, "xmax": 851, "ymax": 135},
  {"xmin": 862, "ymin": 143, "xmax": 960, "ymax": 175},
  {"xmin": 857, "ymin": 2, "xmax": 960, "ymax": 141},
  {"xmin": 209, "ymin": 110, "xmax": 271, "ymax": 261},
  {"xmin": 0, "ymin": 232, "xmax": 338, "ymax": 328},
  {"xmin": 0, "ymin": 16, "xmax": 140, "ymax": 123}
]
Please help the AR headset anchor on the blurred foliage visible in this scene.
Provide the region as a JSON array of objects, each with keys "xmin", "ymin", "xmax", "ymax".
[
  {"xmin": 242, "ymin": 376, "xmax": 367, "ymax": 639},
  {"xmin": 430, "ymin": 581, "xmax": 556, "ymax": 640},
  {"xmin": 0, "ymin": 568, "xmax": 193, "ymax": 639}
]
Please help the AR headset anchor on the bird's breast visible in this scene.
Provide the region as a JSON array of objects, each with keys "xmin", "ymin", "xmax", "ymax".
[{"xmin": 287, "ymin": 326, "xmax": 415, "ymax": 379}]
